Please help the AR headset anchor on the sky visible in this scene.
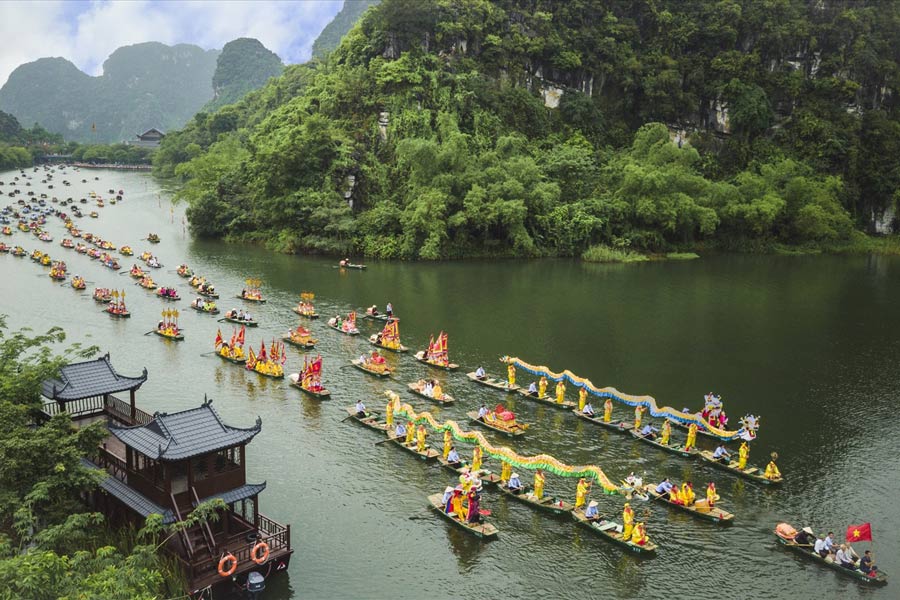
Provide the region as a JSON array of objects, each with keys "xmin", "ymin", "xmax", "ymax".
[{"xmin": 0, "ymin": 0, "xmax": 346, "ymax": 87}]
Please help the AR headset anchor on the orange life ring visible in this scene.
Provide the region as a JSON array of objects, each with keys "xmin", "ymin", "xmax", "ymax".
[
  {"xmin": 218, "ymin": 553, "xmax": 237, "ymax": 577},
  {"xmin": 250, "ymin": 541, "xmax": 270, "ymax": 565}
]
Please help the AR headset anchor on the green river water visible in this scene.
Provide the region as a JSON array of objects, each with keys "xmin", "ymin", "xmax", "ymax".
[{"xmin": 1, "ymin": 167, "xmax": 898, "ymax": 599}]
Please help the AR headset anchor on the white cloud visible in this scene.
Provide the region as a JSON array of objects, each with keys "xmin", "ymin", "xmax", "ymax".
[{"xmin": 0, "ymin": 0, "xmax": 344, "ymax": 86}]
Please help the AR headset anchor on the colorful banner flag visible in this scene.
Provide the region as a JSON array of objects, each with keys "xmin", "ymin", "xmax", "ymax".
[{"xmin": 846, "ymin": 523, "xmax": 872, "ymax": 542}]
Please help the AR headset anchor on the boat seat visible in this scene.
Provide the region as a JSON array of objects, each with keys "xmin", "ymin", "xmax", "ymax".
[{"xmin": 598, "ymin": 522, "xmax": 618, "ymax": 532}]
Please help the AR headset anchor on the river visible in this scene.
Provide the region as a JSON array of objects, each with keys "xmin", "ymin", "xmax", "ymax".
[{"xmin": 1, "ymin": 167, "xmax": 898, "ymax": 599}]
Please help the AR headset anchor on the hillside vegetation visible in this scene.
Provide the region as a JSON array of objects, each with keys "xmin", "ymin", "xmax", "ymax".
[
  {"xmin": 203, "ymin": 38, "xmax": 284, "ymax": 112},
  {"xmin": 155, "ymin": 0, "xmax": 900, "ymax": 259}
]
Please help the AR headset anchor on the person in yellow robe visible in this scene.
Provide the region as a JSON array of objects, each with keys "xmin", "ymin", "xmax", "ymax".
[
  {"xmin": 706, "ymin": 482, "xmax": 719, "ymax": 507},
  {"xmin": 404, "ymin": 421, "xmax": 415, "ymax": 445},
  {"xmin": 538, "ymin": 376, "xmax": 548, "ymax": 398},
  {"xmin": 633, "ymin": 405, "xmax": 645, "ymax": 430},
  {"xmin": 738, "ymin": 441, "xmax": 750, "ymax": 469},
  {"xmin": 416, "ymin": 424, "xmax": 427, "ymax": 452},
  {"xmin": 555, "ymin": 380, "xmax": 566, "ymax": 404},
  {"xmin": 680, "ymin": 482, "xmax": 695, "ymax": 506},
  {"xmin": 471, "ymin": 446, "xmax": 483, "ymax": 471},
  {"xmin": 575, "ymin": 477, "xmax": 590, "ymax": 509},
  {"xmin": 622, "ymin": 503, "xmax": 634, "ymax": 538},
  {"xmin": 433, "ymin": 383, "xmax": 443, "ymax": 401},
  {"xmin": 451, "ymin": 489, "xmax": 465, "ymax": 519},
  {"xmin": 386, "ymin": 399, "xmax": 395, "ymax": 428},
  {"xmin": 660, "ymin": 420, "xmax": 671, "ymax": 445},
  {"xmin": 630, "ymin": 522, "xmax": 648, "ymax": 545},
  {"xmin": 507, "ymin": 363, "xmax": 516, "ymax": 387},
  {"xmin": 442, "ymin": 429, "xmax": 452, "ymax": 459},
  {"xmin": 533, "ymin": 469, "xmax": 546, "ymax": 500},
  {"xmin": 603, "ymin": 398, "xmax": 613, "ymax": 423},
  {"xmin": 685, "ymin": 422, "xmax": 698, "ymax": 450},
  {"xmin": 500, "ymin": 461, "xmax": 512, "ymax": 483},
  {"xmin": 578, "ymin": 387, "xmax": 588, "ymax": 411},
  {"xmin": 765, "ymin": 454, "xmax": 782, "ymax": 480}
]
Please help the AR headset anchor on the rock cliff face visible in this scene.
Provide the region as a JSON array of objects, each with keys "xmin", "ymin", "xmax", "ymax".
[{"xmin": 203, "ymin": 38, "xmax": 284, "ymax": 113}]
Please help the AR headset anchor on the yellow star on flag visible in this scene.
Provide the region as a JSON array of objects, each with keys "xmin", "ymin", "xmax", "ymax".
[{"xmin": 853, "ymin": 529, "xmax": 860, "ymax": 538}]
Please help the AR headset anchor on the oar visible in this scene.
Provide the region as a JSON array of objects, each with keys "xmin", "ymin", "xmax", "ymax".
[
  {"xmin": 374, "ymin": 436, "xmax": 396, "ymax": 446},
  {"xmin": 143, "ymin": 330, "xmax": 158, "ymax": 336},
  {"xmin": 199, "ymin": 351, "xmax": 218, "ymax": 356}
]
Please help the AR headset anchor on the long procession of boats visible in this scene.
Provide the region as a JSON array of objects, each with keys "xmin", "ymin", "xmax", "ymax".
[{"xmin": 0, "ymin": 164, "xmax": 887, "ymax": 587}]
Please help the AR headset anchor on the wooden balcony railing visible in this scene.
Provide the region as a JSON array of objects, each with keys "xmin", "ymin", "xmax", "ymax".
[{"xmin": 40, "ymin": 394, "xmax": 152, "ymax": 426}]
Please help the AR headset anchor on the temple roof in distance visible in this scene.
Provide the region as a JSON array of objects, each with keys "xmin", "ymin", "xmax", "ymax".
[
  {"xmin": 109, "ymin": 397, "xmax": 261, "ymax": 461},
  {"xmin": 42, "ymin": 353, "xmax": 147, "ymax": 401}
]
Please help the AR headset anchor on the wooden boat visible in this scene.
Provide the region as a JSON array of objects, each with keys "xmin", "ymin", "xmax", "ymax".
[
  {"xmin": 337, "ymin": 262, "xmax": 366, "ymax": 270},
  {"xmin": 155, "ymin": 290, "xmax": 180, "ymax": 301},
  {"xmin": 246, "ymin": 364, "xmax": 284, "ymax": 379},
  {"xmin": 642, "ymin": 484, "xmax": 734, "ymax": 524},
  {"xmin": 368, "ymin": 334, "xmax": 407, "ymax": 353},
  {"xmin": 197, "ymin": 289, "xmax": 219, "ymax": 299},
  {"xmin": 571, "ymin": 409, "xmax": 633, "ymax": 432},
  {"xmin": 363, "ymin": 309, "xmax": 393, "ymax": 322},
  {"xmin": 669, "ymin": 417, "xmax": 726, "ymax": 440},
  {"xmin": 351, "ymin": 358, "xmax": 392, "ymax": 378},
  {"xmin": 435, "ymin": 455, "xmax": 501, "ymax": 486},
  {"xmin": 176, "ymin": 265, "xmax": 192, "ymax": 278},
  {"xmin": 237, "ymin": 293, "xmax": 266, "ymax": 303},
  {"xmin": 407, "ymin": 381, "xmax": 455, "ymax": 404},
  {"xmin": 383, "ymin": 431, "xmax": 440, "ymax": 461},
  {"xmin": 427, "ymin": 493, "xmax": 498, "ymax": 539},
  {"xmin": 466, "ymin": 372, "xmax": 518, "ymax": 392},
  {"xmin": 497, "ymin": 482, "xmax": 573, "ymax": 516},
  {"xmin": 698, "ymin": 450, "xmax": 783, "ymax": 485},
  {"xmin": 288, "ymin": 373, "xmax": 330, "ymax": 399},
  {"xmin": 517, "ymin": 388, "xmax": 576, "ymax": 410},
  {"xmin": 190, "ymin": 303, "xmax": 220, "ymax": 315},
  {"xmin": 466, "ymin": 411, "xmax": 527, "ymax": 437},
  {"xmin": 292, "ymin": 306, "xmax": 319, "ymax": 319},
  {"xmin": 223, "ymin": 315, "xmax": 258, "ymax": 327},
  {"xmin": 343, "ymin": 407, "xmax": 388, "ymax": 432},
  {"xmin": 216, "ymin": 349, "xmax": 247, "ymax": 365},
  {"xmin": 129, "ymin": 268, "xmax": 145, "ymax": 279},
  {"xmin": 105, "ymin": 307, "xmax": 130, "ymax": 318},
  {"xmin": 330, "ymin": 323, "xmax": 360, "ymax": 336},
  {"xmin": 629, "ymin": 429, "xmax": 698, "ymax": 458},
  {"xmin": 572, "ymin": 509, "xmax": 658, "ymax": 555},
  {"xmin": 774, "ymin": 524, "xmax": 887, "ymax": 586},
  {"xmin": 282, "ymin": 334, "xmax": 316, "ymax": 349},
  {"xmin": 153, "ymin": 329, "xmax": 184, "ymax": 341},
  {"xmin": 147, "ymin": 234, "xmax": 160, "ymax": 244},
  {"xmin": 414, "ymin": 350, "xmax": 459, "ymax": 371}
]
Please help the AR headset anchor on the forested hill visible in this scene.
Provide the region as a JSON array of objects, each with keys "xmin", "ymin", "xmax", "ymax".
[
  {"xmin": 0, "ymin": 39, "xmax": 283, "ymax": 144},
  {"xmin": 203, "ymin": 38, "xmax": 284, "ymax": 112},
  {"xmin": 156, "ymin": 0, "xmax": 900, "ymax": 259},
  {"xmin": 312, "ymin": 0, "xmax": 380, "ymax": 59}
]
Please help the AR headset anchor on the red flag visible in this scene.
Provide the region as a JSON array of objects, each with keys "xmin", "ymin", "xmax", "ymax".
[
  {"xmin": 237, "ymin": 325, "xmax": 245, "ymax": 346},
  {"xmin": 259, "ymin": 340, "xmax": 267, "ymax": 362},
  {"xmin": 846, "ymin": 523, "xmax": 872, "ymax": 542},
  {"xmin": 214, "ymin": 329, "xmax": 223, "ymax": 348}
]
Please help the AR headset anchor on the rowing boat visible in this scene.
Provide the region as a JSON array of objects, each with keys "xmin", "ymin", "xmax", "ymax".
[
  {"xmin": 282, "ymin": 335, "xmax": 316, "ymax": 349},
  {"xmin": 288, "ymin": 373, "xmax": 330, "ymax": 399},
  {"xmin": 517, "ymin": 388, "xmax": 576, "ymax": 410},
  {"xmin": 343, "ymin": 407, "xmax": 388, "ymax": 432},
  {"xmin": 153, "ymin": 329, "xmax": 184, "ymax": 341},
  {"xmin": 571, "ymin": 509, "xmax": 658, "ymax": 555},
  {"xmin": 774, "ymin": 524, "xmax": 887, "ymax": 586},
  {"xmin": 669, "ymin": 417, "xmax": 724, "ymax": 440},
  {"xmin": 190, "ymin": 305, "xmax": 220, "ymax": 315},
  {"xmin": 291, "ymin": 307, "xmax": 319, "ymax": 319},
  {"xmin": 407, "ymin": 381, "xmax": 455, "ymax": 404},
  {"xmin": 351, "ymin": 358, "xmax": 392, "ymax": 378},
  {"xmin": 497, "ymin": 482, "xmax": 573, "ymax": 516},
  {"xmin": 328, "ymin": 323, "xmax": 359, "ymax": 336},
  {"xmin": 466, "ymin": 411, "xmax": 527, "ymax": 437},
  {"xmin": 427, "ymin": 493, "xmax": 498, "ymax": 539},
  {"xmin": 697, "ymin": 450, "xmax": 783, "ymax": 485},
  {"xmin": 629, "ymin": 429, "xmax": 698, "ymax": 458},
  {"xmin": 106, "ymin": 308, "xmax": 130, "ymax": 318},
  {"xmin": 337, "ymin": 263, "xmax": 366, "ymax": 270},
  {"xmin": 414, "ymin": 351, "xmax": 459, "ymax": 371},
  {"xmin": 384, "ymin": 432, "xmax": 440, "ymax": 461},
  {"xmin": 642, "ymin": 484, "xmax": 734, "ymax": 524},
  {"xmin": 237, "ymin": 293, "xmax": 266, "ymax": 303},
  {"xmin": 197, "ymin": 289, "xmax": 219, "ymax": 299},
  {"xmin": 368, "ymin": 334, "xmax": 408, "ymax": 353},
  {"xmin": 216, "ymin": 351, "xmax": 246, "ymax": 365},
  {"xmin": 466, "ymin": 372, "xmax": 518, "ymax": 392},
  {"xmin": 363, "ymin": 311, "xmax": 394, "ymax": 322},
  {"xmin": 435, "ymin": 455, "xmax": 500, "ymax": 486},
  {"xmin": 571, "ymin": 409, "xmax": 633, "ymax": 432},
  {"xmin": 223, "ymin": 315, "xmax": 258, "ymax": 327}
]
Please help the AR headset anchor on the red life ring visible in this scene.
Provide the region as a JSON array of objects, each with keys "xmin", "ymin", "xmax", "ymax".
[
  {"xmin": 251, "ymin": 541, "xmax": 270, "ymax": 565},
  {"xmin": 218, "ymin": 553, "xmax": 237, "ymax": 577}
]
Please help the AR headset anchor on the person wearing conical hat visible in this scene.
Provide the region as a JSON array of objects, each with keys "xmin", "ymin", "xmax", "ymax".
[
  {"xmin": 441, "ymin": 486, "xmax": 454, "ymax": 509},
  {"xmin": 584, "ymin": 500, "xmax": 600, "ymax": 520},
  {"xmin": 622, "ymin": 502, "xmax": 634, "ymax": 538}
]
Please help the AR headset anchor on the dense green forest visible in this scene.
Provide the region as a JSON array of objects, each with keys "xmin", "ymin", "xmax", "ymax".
[
  {"xmin": 0, "ymin": 110, "xmax": 63, "ymax": 170},
  {"xmin": 203, "ymin": 38, "xmax": 284, "ymax": 113},
  {"xmin": 155, "ymin": 0, "xmax": 900, "ymax": 259}
]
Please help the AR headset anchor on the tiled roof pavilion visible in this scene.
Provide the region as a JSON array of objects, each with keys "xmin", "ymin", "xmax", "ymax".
[{"xmin": 42, "ymin": 353, "xmax": 147, "ymax": 401}]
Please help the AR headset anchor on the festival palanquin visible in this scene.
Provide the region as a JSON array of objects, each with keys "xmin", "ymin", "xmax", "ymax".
[
  {"xmin": 371, "ymin": 318, "xmax": 406, "ymax": 352},
  {"xmin": 294, "ymin": 291, "xmax": 318, "ymax": 318},
  {"xmin": 293, "ymin": 354, "xmax": 328, "ymax": 396},
  {"xmin": 416, "ymin": 331, "xmax": 458, "ymax": 369},
  {"xmin": 105, "ymin": 289, "xmax": 129, "ymax": 317},
  {"xmin": 246, "ymin": 339, "xmax": 285, "ymax": 378},
  {"xmin": 284, "ymin": 324, "xmax": 317, "ymax": 348},
  {"xmin": 155, "ymin": 309, "xmax": 182, "ymax": 340},
  {"xmin": 240, "ymin": 278, "xmax": 266, "ymax": 302},
  {"xmin": 215, "ymin": 326, "xmax": 246, "ymax": 363}
]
